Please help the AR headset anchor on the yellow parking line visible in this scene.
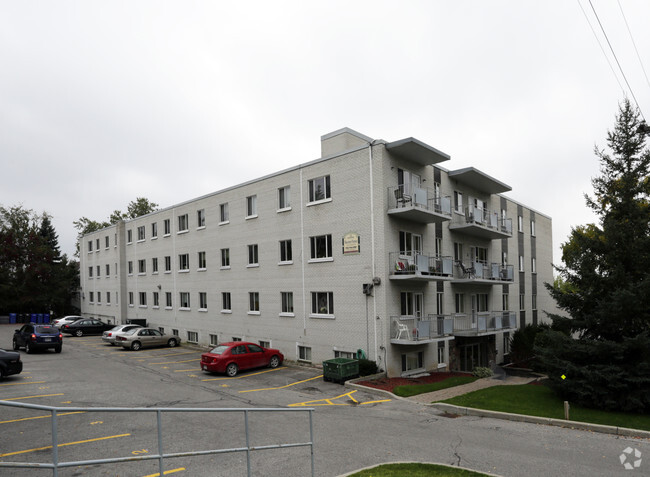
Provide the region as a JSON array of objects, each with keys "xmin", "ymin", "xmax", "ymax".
[
  {"xmin": 173, "ymin": 368, "xmax": 198, "ymax": 372},
  {"xmin": 239, "ymin": 374, "xmax": 322, "ymax": 393},
  {"xmin": 360, "ymin": 399, "xmax": 392, "ymax": 405},
  {"xmin": 0, "ymin": 433, "xmax": 131, "ymax": 457},
  {"xmin": 150, "ymin": 358, "xmax": 200, "ymax": 365},
  {"xmin": 202, "ymin": 367, "xmax": 286, "ymax": 382},
  {"xmin": 289, "ymin": 390, "xmax": 358, "ymax": 407},
  {"xmin": 2, "ymin": 393, "xmax": 64, "ymax": 401},
  {"xmin": 0, "ymin": 381, "xmax": 46, "ymax": 387},
  {"xmin": 0, "ymin": 411, "xmax": 85, "ymax": 425},
  {"xmin": 142, "ymin": 467, "xmax": 186, "ymax": 477},
  {"xmin": 126, "ymin": 351, "xmax": 196, "ymax": 359}
]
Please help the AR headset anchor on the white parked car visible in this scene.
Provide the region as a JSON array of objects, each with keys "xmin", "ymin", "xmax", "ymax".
[
  {"xmin": 102, "ymin": 324, "xmax": 143, "ymax": 345},
  {"xmin": 51, "ymin": 316, "xmax": 82, "ymax": 329}
]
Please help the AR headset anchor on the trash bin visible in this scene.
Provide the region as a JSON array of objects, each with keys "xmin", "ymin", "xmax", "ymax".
[
  {"xmin": 322, "ymin": 358, "xmax": 359, "ymax": 384},
  {"xmin": 43, "ymin": 313, "xmax": 50, "ymax": 323},
  {"xmin": 30, "ymin": 313, "xmax": 38, "ymax": 323},
  {"xmin": 9, "ymin": 313, "xmax": 17, "ymax": 324}
]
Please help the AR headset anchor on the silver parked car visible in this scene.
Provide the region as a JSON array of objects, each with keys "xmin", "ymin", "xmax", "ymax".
[
  {"xmin": 102, "ymin": 324, "xmax": 143, "ymax": 345},
  {"xmin": 51, "ymin": 316, "xmax": 82, "ymax": 329},
  {"xmin": 115, "ymin": 328, "xmax": 181, "ymax": 351}
]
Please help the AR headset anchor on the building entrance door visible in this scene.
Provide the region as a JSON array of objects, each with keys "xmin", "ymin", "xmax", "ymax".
[{"xmin": 459, "ymin": 342, "xmax": 487, "ymax": 371}]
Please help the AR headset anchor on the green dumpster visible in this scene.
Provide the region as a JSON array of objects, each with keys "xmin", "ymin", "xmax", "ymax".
[{"xmin": 322, "ymin": 358, "xmax": 359, "ymax": 384}]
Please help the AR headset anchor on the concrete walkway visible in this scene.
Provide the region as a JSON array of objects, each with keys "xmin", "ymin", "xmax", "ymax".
[{"xmin": 408, "ymin": 375, "xmax": 537, "ymax": 404}]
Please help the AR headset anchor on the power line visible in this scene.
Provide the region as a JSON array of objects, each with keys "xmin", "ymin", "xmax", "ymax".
[
  {"xmin": 587, "ymin": 0, "xmax": 646, "ymax": 121},
  {"xmin": 617, "ymin": 0, "xmax": 650, "ymax": 94}
]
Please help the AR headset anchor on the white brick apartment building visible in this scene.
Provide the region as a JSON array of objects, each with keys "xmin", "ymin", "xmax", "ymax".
[{"xmin": 80, "ymin": 128, "xmax": 556, "ymax": 377}]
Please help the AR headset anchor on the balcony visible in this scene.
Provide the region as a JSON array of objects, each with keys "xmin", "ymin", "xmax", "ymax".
[
  {"xmin": 449, "ymin": 206, "xmax": 512, "ymax": 239},
  {"xmin": 389, "ymin": 252, "xmax": 454, "ymax": 281},
  {"xmin": 390, "ymin": 315, "xmax": 454, "ymax": 345},
  {"xmin": 452, "ymin": 312, "xmax": 517, "ymax": 336},
  {"xmin": 452, "ymin": 260, "xmax": 515, "ymax": 285},
  {"xmin": 387, "ymin": 186, "xmax": 452, "ymax": 224}
]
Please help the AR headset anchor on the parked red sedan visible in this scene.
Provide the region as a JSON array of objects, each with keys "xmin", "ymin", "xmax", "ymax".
[{"xmin": 201, "ymin": 342, "xmax": 283, "ymax": 377}]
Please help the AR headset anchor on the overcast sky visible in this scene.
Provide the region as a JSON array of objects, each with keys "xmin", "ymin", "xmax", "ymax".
[{"xmin": 2, "ymin": 1, "xmax": 650, "ymax": 266}]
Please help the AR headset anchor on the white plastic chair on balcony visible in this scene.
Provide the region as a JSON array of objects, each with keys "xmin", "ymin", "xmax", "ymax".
[{"xmin": 396, "ymin": 323, "xmax": 411, "ymax": 340}]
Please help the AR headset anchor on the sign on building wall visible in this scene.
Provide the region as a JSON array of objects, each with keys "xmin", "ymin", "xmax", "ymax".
[{"xmin": 342, "ymin": 232, "xmax": 360, "ymax": 255}]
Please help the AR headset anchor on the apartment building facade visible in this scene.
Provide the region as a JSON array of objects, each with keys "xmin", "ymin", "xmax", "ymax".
[{"xmin": 80, "ymin": 128, "xmax": 556, "ymax": 377}]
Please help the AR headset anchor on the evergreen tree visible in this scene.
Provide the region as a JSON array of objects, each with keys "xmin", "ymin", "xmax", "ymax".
[{"xmin": 535, "ymin": 100, "xmax": 650, "ymax": 412}]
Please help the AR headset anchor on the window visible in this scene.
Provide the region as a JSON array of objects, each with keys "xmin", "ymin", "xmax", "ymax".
[
  {"xmin": 308, "ymin": 175, "xmax": 331, "ymax": 202},
  {"xmin": 531, "ymin": 257, "xmax": 537, "ymax": 274},
  {"xmin": 335, "ymin": 350, "xmax": 357, "ymax": 359},
  {"xmin": 198, "ymin": 251, "xmax": 206, "ymax": 270},
  {"xmin": 197, "ymin": 209, "xmax": 206, "ymax": 228},
  {"xmin": 246, "ymin": 195, "xmax": 257, "ymax": 218},
  {"xmin": 247, "ymin": 244, "xmax": 259, "ymax": 266},
  {"xmin": 179, "ymin": 253, "xmax": 190, "ymax": 271},
  {"xmin": 281, "ymin": 292, "xmax": 294, "ymax": 315},
  {"xmin": 279, "ymin": 240, "xmax": 292, "ymax": 263},
  {"xmin": 164, "ymin": 219, "xmax": 171, "ymax": 235},
  {"xmin": 222, "ymin": 292, "xmax": 232, "ymax": 312},
  {"xmin": 105, "ymin": 264, "xmax": 110, "ymax": 276},
  {"xmin": 88, "ymin": 266, "xmax": 93, "ymax": 278},
  {"xmin": 139, "ymin": 292, "xmax": 147, "ymax": 307},
  {"xmin": 96, "ymin": 265, "xmax": 100, "ymax": 277},
  {"xmin": 518, "ymin": 215, "xmax": 523, "ymax": 232},
  {"xmin": 519, "ymin": 255, "xmax": 524, "ymax": 272},
  {"xmin": 96, "ymin": 238, "xmax": 100, "ymax": 250},
  {"xmin": 127, "ymin": 230, "xmax": 133, "ymax": 243},
  {"xmin": 137, "ymin": 226, "xmax": 145, "ymax": 241},
  {"xmin": 138, "ymin": 259, "xmax": 146, "ymax": 274},
  {"xmin": 259, "ymin": 340, "xmax": 270, "ymax": 349},
  {"xmin": 454, "ymin": 191, "xmax": 463, "ymax": 213},
  {"xmin": 249, "ymin": 292, "xmax": 260, "ymax": 313},
  {"xmin": 105, "ymin": 236, "xmax": 110, "ymax": 248},
  {"xmin": 298, "ymin": 345, "xmax": 312, "ymax": 363},
  {"xmin": 128, "ymin": 292, "xmax": 134, "ymax": 306},
  {"xmin": 278, "ymin": 186, "xmax": 290, "ymax": 210},
  {"xmin": 401, "ymin": 292, "xmax": 423, "ymax": 317},
  {"xmin": 152, "ymin": 222, "xmax": 158, "ymax": 239},
  {"xmin": 128, "ymin": 261, "xmax": 133, "ymax": 275},
  {"xmin": 97, "ymin": 292, "xmax": 101, "ymax": 304},
  {"xmin": 210, "ymin": 334, "xmax": 219, "ymax": 346},
  {"xmin": 454, "ymin": 242, "xmax": 463, "ymax": 262},
  {"xmin": 89, "ymin": 292, "xmax": 94, "ymax": 303},
  {"xmin": 311, "ymin": 291, "xmax": 334, "ymax": 315},
  {"xmin": 187, "ymin": 331, "xmax": 198, "ymax": 343},
  {"xmin": 437, "ymin": 341, "xmax": 446, "ymax": 364},
  {"xmin": 530, "ymin": 220, "xmax": 536, "ymax": 236},
  {"xmin": 220, "ymin": 203, "xmax": 229, "ymax": 223},
  {"xmin": 503, "ymin": 332, "xmax": 511, "ymax": 354},
  {"xmin": 221, "ymin": 248, "xmax": 230, "ymax": 268},
  {"xmin": 455, "ymin": 293, "xmax": 465, "ymax": 313},
  {"xmin": 532, "ymin": 294, "xmax": 537, "ymax": 310},
  {"xmin": 88, "ymin": 240, "xmax": 93, "ymax": 252},
  {"xmin": 152, "ymin": 257, "xmax": 158, "ymax": 273},
  {"xmin": 178, "ymin": 214, "xmax": 189, "ymax": 233},
  {"xmin": 477, "ymin": 293, "xmax": 489, "ymax": 312},
  {"xmin": 503, "ymin": 293, "xmax": 509, "ymax": 310},
  {"xmin": 520, "ymin": 294, "xmax": 525, "ymax": 310},
  {"xmin": 107, "ymin": 292, "xmax": 111, "ymax": 304},
  {"xmin": 399, "ymin": 231, "xmax": 422, "ymax": 256},
  {"xmin": 153, "ymin": 292, "xmax": 159, "ymax": 307},
  {"xmin": 401, "ymin": 351, "xmax": 424, "ymax": 373},
  {"xmin": 164, "ymin": 256, "xmax": 172, "ymax": 273},
  {"xmin": 180, "ymin": 292, "xmax": 191, "ymax": 309},
  {"xmin": 199, "ymin": 292, "xmax": 208, "ymax": 310},
  {"xmin": 166, "ymin": 292, "xmax": 173, "ymax": 308},
  {"xmin": 310, "ymin": 234, "xmax": 333, "ymax": 260}
]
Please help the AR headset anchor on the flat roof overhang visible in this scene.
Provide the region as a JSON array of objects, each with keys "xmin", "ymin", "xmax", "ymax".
[
  {"xmin": 448, "ymin": 167, "xmax": 512, "ymax": 194},
  {"xmin": 386, "ymin": 138, "xmax": 451, "ymax": 166}
]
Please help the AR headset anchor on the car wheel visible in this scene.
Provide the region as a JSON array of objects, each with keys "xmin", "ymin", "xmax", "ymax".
[
  {"xmin": 12, "ymin": 339, "xmax": 19, "ymax": 351},
  {"xmin": 269, "ymin": 355, "xmax": 280, "ymax": 368},
  {"xmin": 226, "ymin": 363, "xmax": 238, "ymax": 377},
  {"xmin": 25, "ymin": 342, "xmax": 33, "ymax": 354},
  {"xmin": 167, "ymin": 338, "xmax": 177, "ymax": 348},
  {"xmin": 54, "ymin": 345, "xmax": 62, "ymax": 353},
  {"xmin": 75, "ymin": 329, "xmax": 83, "ymax": 337},
  {"xmin": 131, "ymin": 341, "xmax": 142, "ymax": 351}
]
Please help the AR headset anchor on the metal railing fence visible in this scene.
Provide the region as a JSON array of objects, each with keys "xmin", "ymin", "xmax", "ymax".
[{"xmin": 0, "ymin": 401, "xmax": 315, "ymax": 477}]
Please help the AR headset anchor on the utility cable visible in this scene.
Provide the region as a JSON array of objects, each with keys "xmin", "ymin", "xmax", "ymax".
[{"xmin": 617, "ymin": 0, "xmax": 650, "ymax": 94}]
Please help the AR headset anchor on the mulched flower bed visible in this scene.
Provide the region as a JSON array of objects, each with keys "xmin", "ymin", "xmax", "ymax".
[{"xmin": 357, "ymin": 372, "xmax": 473, "ymax": 393}]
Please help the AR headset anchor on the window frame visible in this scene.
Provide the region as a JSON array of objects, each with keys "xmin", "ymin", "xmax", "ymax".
[
  {"xmin": 309, "ymin": 234, "xmax": 333, "ymax": 262},
  {"xmin": 311, "ymin": 291, "xmax": 334, "ymax": 317},
  {"xmin": 308, "ymin": 175, "xmax": 331, "ymax": 203}
]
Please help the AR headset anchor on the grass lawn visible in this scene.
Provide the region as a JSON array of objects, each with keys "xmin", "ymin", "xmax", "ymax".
[
  {"xmin": 441, "ymin": 383, "xmax": 650, "ymax": 431},
  {"xmin": 347, "ymin": 463, "xmax": 490, "ymax": 476},
  {"xmin": 393, "ymin": 376, "xmax": 479, "ymax": 397}
]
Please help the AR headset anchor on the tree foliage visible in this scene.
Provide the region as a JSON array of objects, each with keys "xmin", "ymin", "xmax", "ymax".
[
  {"xmin": 73, "ymin": 198, "xmax": 158, "ymax": 256},
  {"xmin": 535, "ymin": 100, "xmax": 650, "ymax": 412},
  {"xmin": 0, "ymin": 205, "xmax": 79, "ymax": 316}
]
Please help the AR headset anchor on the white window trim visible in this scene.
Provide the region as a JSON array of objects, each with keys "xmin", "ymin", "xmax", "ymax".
[
  {"xmin": 279, "ymin": 312, "xmax": 295, "ymax": 318},
  {"xmin": 245, "ymin": 214, "xmax": 258, "ymax": 220},
  {"xmin": 310, "ymin": 312, "xmax": 335, "ymax": 320},
  {"xmin": 247, "ymin": 311, "xmax": 261, "ymax": 316},
  {"xmin": 197, "ymin": 226, "xmax": 206, "ymax": 231},
  {"xmin": 306, "ymin": 197, "xmax": 332, "ymax": 207},
  {"xmin": 221, "ymin": 309, "xmax": 232, "ymax": 314},
  {"xmin": 179, "ymin": 307, "xmax": 191, "ymax": 312},
  {"xmin": 177, "ymin": 230, "xmax": 189, "ymax": 235},
  {"xmin": 308, "ymin": 257, "xmax": 334, "ymax": 264},
  {"xmin": 278, "ymin": 260, "xmax": 293, "ymax": 266},
  {"xmin": 219, "ymin": 220, "xmax": 230, "ymax": 226},
  {"xmin": 277, "ymin": 207, "xmax": 292, "ymax": 213},
  {"xmin": 246, "ymin": 264, "xmax": 260, "ymax": 269}
]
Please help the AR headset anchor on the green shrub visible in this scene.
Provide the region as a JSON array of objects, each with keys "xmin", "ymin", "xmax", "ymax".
[
  {"xmin": 358, "ymin": 359, "xmax": 378, "ymax": 376},
  {"xmin": 472, "ymin": 367, "xmax": 494, "ymax": 378}
]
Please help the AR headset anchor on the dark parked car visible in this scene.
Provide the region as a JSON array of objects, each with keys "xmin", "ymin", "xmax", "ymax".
[
  {"xmin": 61, "ymin": 319, "xmax": 114, "ymax": 337},
  {"xmin": 13, "ymin": 324, "xmax": 63, "ymax": 353},
  {"xmin": 0, "ymin": 348, "xmax": 23, "ymax": 380},
  {"xmin": 200, "ymin": 342, "xmax": 283, "ymax": 377}
]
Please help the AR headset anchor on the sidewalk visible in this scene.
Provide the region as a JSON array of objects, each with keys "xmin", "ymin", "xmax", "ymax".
[{"xmin": 407, "ymin": 375, "xmax": 537, "ymax": 403}]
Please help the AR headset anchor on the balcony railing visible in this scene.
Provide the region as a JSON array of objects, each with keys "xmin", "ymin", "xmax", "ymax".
[
  {"xmin": 390, "ymin": 315, "xmax": 454, "ymax": 342},
  {"xmin": 454, "ymin": 260, "xmax": 514, "ymax": 282},
  {"xmin": 450, "ymin": 206, "xmax": 512, "ymax": 239},
  {"xmin": 390, "ymin": 252, "xmax": 454, "ymax": 280},
  {"xmin": 452, "ymin": 311, "xmax": 517, "ymax": 335},
  {"xmin": 387, "ymin": 186, "xmax": 452, "ymax": 223},
  {"xmin": 390, "ymin": 312, "xmax": 517, "ymax": 343}
]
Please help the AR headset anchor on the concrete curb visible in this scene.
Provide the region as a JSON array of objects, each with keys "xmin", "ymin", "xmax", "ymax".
[
  {"xmin": 337, "ymin": 461, "xmax": 503, "ymax": 477},
  {"xmin": 345, "ymin": 380, "xmax": 650, "ymax": 439}
]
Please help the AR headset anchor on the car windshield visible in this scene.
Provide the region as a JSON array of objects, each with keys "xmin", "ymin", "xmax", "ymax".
[
  {"xmin": 210, "ymin": 345, "xmax": 229, "ymax": 355},
  {"xmin": 122, "ymin": 329, "xmax": 139, "ymax": 336},
  {"xmin": 35, "ymin": 326, "xmax": 56, "ymax": 333}
]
